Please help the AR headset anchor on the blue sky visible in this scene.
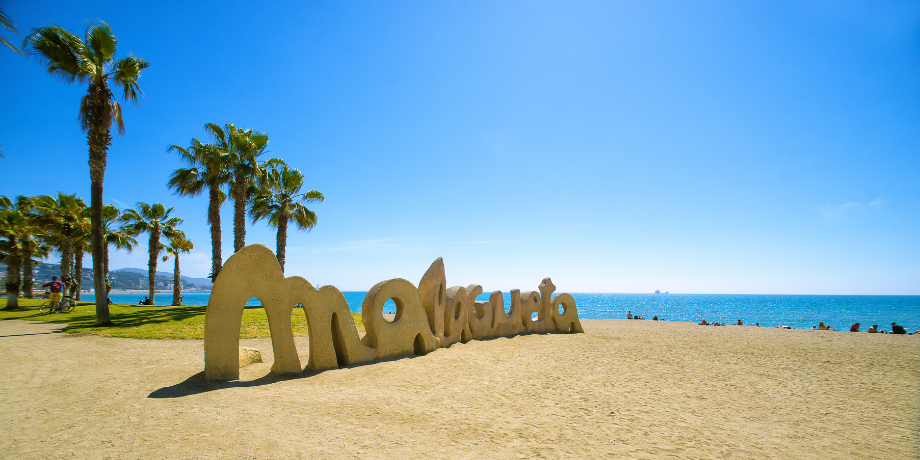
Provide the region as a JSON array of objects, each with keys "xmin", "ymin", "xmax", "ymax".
[{"xmin": 1, "ymin": 1, "xmax": 918, "ymax": 294}]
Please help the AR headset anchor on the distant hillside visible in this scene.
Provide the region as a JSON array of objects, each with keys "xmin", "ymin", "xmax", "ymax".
[
  {"xmin": 1, "ymin": 262, "xmax": 212, "ymax": 291},
  {"xmin": 113, "ymin": 268, "xmax": 213, "ymax": 288}
]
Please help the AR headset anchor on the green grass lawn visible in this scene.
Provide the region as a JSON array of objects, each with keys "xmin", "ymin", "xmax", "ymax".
[{"xmin": 0, "ymin": 298, "xmax": 364, "ymax": 339}]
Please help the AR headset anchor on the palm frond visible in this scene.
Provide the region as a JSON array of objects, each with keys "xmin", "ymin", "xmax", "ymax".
[
  {"xmin": 1, "ymin": 8, "xmax": 19, "ymax": 35},
  {"xmin": 290, "ymin": 204, "xmax": 318, "ymax": 231},
  {"xmin": 85, "ymin": 21, "xmax": 116, "ymax": 67},
  {"xmin": 110, "ymin": 99, "xmax": 125, "ymax": 135},
  {"xmin": 1, "ymin": 36, "xmax": 22, "ymax": 55},
  {"xmin": 167, "ymin": 168, "xmax": 206, "ymax": 197},
  {"xmin": 23, "ymin": 25, "xmax": 88, "ymax": 84},
  {"xmin": 302, "ymin": 189, "xmax": 325, "ymax": 203},
  {"xmin": 1, "ymin": 8, "xmax": 23, "ymax": 55},
  {"xmin": 111, "ymin": 54, "xmax": 149, "ymax": 105}
]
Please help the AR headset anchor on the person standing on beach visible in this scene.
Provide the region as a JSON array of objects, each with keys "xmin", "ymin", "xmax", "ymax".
[{"xmin": 627, "ymin": 311, "xmax": 632, "ymax": 319}]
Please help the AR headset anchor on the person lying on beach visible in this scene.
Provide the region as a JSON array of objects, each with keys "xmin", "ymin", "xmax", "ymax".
[
  {"xmin": 867, "ymin": 325, "xmax": 878, "ymax": 333},
  {"xmin": 817, "ymin": 322, "xmax": 830, "ymax": 330},
  {"xmin": 699, "ymin": 319, "xmax": 709, "ymax": 325},
  {"xmin": 890, "ymin": 323, "xmax": 906, "ymax": 335},
  {"xmin": 850, "ymin": 323, "xmax": 860, "ymax": 332}
]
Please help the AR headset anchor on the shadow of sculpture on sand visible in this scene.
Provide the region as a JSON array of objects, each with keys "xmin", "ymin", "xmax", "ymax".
[
  {"xmin": 148, "ymin": 329, "xmax": 569, "ymax": 398},
  {"xmin": 149, "ymin": 349, "xmax": 437, "ymax": 398}
]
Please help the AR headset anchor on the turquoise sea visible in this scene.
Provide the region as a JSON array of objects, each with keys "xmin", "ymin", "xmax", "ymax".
[{"xmin": 107, "ymin": 292, "xmax": 920, "ymax": 333}]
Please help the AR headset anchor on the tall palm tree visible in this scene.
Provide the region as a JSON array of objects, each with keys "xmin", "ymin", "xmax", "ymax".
[
  {"xmin": 19, "ymin": 235, "xmax": 51, "ymax": 299},
  {"xmin": 25, "ymin": 21, "xmax": 149, "ymax": 324},
  {"xmin": 250, "ymin": 166, "xmax": 324, "ymax": 273},
  {"xmin": 68, "ymin": 207, "xmax": 93, "ymax": 301},
  {"xmin": 2, "ymin": 195, "xmax": 51, "ymax": 299},
  {"xmin": 0, "ymin": 204, "xmax": 25, "ymax": 308},
  {"xmin": 223, "ymin": 124, "xmax": 283, "ymax": 253},
  {"xmin": 167, "ymin": 123, "xmax": 232, "ymax": 281},
  {"xmin": 162, "ymin": 232, "xmax": 193, "ymax": 306},
  {"xmin": 33, "ymin": 193, "xmax": 89, "ymax": 300},
  {"xmin": 120, "ymin": 203, "xmax": 182, "ymax": 305},
  {"xmin": 102, "ymin": 204, "xmax": 137, "ymax": 296}
]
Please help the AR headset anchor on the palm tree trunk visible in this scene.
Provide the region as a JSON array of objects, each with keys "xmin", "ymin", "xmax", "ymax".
[
  {"xmin": 104, "ymin": 244, "xmax": 111, "ymax": 296},
  {"xmin": 88, "ymin": 80, "xmax": 113, "ymax": 324},
  {"xmin": 5, "ymin": 237, "xmax": 20, "ymax": 309},
  {"xmin": 22, "ymin": 245, "xmax": 33, "ymax": 299},
  {"xmin": 74, "ymin": 249, "xmax": 83, "ymax": 301},
  {"xmin": 233, "ymin": 173, "xmax": 246, "ymax": 253},
  {"xmin": 61, "ymin": 234, "xmax": 74, "ymax": 299},
  {"xmin": 208, "ymin": 186, "xmax": 222, "ymax": 282},
  {"xmin": 147, "ymin": 230, "xmax": 158, "ymax": 305},
  {"xmin": 276, "ymin": 218, "xmax": 288, "ymax": 273},
  {"xmin": 172, "ymin": 255, "xmax": 181, "ymax": 306}
]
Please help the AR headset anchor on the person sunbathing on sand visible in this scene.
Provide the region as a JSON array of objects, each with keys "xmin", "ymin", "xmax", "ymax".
[
  {"xmin": 699, "ymin": 319, "xmax": 709, "ymax": 325},
  {"xmin": 867, "ymin": 325, "xmax": 878, "ymax": 333},
  {"xmin": 817, "ymin": 322, "xmax": 830, "ymax": 330},
  {"xmin": 891, "ymin": 323, "xmax": 906, "ymax": 335},
  {"xmin": 736, "ymin": 319, "xmax": 743, "ymax": 326}
]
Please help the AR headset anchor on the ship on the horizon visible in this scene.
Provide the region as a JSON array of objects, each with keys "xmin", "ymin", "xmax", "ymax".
[{"xmin": 654, "ymin": 290, "xmax": 669, "ymax": 294}]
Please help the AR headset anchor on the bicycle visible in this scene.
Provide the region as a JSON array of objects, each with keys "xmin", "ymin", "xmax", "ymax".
[{"xmin": 39, "ymin": 295, "xmax": 76, "ymax": 314}]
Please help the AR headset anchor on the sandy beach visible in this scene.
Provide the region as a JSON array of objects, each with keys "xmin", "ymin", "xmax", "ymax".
[{"xmin": 1, "ymin": 318, "xmax": 916, "ymax": 459}]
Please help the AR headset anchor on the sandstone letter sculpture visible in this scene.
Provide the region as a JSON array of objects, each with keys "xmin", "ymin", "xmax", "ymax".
[{"xmin": 203, "ymin": 244, "xmax": 583, "ymax": 381}]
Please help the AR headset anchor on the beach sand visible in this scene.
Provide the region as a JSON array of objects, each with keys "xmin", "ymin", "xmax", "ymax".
[{"xmin": 1, "ymin": 319, "xmax": 916, "ymax": 459}]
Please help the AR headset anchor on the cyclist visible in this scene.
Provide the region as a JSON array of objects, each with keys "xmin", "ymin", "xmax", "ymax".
[{"xmin": 41, "ymin": 276, "xmax": 66, "ymax": 312}]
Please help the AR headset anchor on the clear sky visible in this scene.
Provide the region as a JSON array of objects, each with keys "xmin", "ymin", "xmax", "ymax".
[{"xmin": 1, "ymin": 1, "xmax": 918, "ymax": 294}]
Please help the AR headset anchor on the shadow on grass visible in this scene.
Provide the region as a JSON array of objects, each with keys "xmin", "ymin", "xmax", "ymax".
[{"xmin": 60, "ymin": 305, "xmax": 208, "ymax": 333}]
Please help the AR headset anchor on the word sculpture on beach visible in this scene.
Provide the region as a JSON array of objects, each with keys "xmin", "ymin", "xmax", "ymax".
[{"xmin": 204, "ymin": 245, "xmax": 583, "ymax": 381}]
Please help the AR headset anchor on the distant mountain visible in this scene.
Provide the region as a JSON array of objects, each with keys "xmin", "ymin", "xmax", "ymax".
[
  {"xmin": 0, "ymin": 262, "xmax": 212, "ymax": 291},
  {"xmin": 113, "ymin": 268, "xmax": 213, "ymax": 287}
]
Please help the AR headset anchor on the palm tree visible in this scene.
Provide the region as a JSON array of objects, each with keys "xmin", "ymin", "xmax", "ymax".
[
  {"xmin": 33, "ymin": 193, "xmax": 89, "ymax": 300},
  {"xmin": 250, "ymin": 166, "xmax": 324, "ymax": 272},
  {"xmin": 167, "ymin": 123, "xmax": 232, "ymax": 281},
  {"xmin": 71, "ymin": 227, "xmax": 92, "ymax": 301},
  {"xmin": 162, "ymin": 232, "xmax": 193, "ymax": 306},
  {"xmin": 119, "ymin": 203, "xmax": 182, "ymax": 305},
  {"xmin": 67, "ymin": 207, "xmax": 93, "ymax": 301},
  {"xmin": 0, "ymin": 205, "xmax": 25, "ymax": 308},
  {"xmin": 223, "ymin": 124, "xmax": 283, "ymax": 253},
  {"xmin": 102, "ymin": 204, "xmax": 137, "ymax": 296},
  {"xmin": 19, "ymin": 235, "xmax": 51, "ymax": 299},
  {"xmin": 1, "ymin": 196, "xmax": 51, "ymax": 299},
  {"xmin": 25, "ymin": 21, "xmax": 149, "ymax": 324}
]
